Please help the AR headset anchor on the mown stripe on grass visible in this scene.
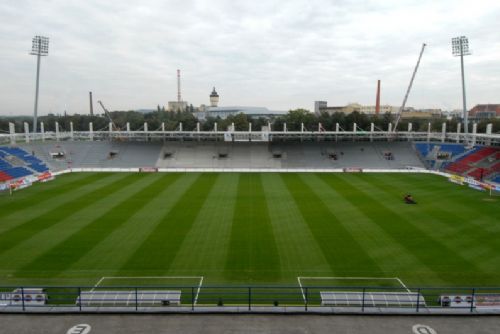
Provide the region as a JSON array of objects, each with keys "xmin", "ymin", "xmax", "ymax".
[
  {"xmin": 15, "ymin": 173, "xmax": 172, "ymax": 277},
  {"xmin": 63, "ymin": 173, "xmax": 197, "ymax": 277},
  {"xmin": 306, "ymin": 173, "xmax": 444, "ymax": 285},
  {"xmin": 261, "ymin": 173, "xmax": 331, "ymax": 277},
  {"xmin": 118, "ymin": 173, "xmax": 218, "ymax": 274},
  {"xmin": 225, "ymin": 173, "xmax": 281, "ymax": 282},
  {"xmin": 325, "ymin": 173, "xmax": 490, "ymax": 285},
  {"xmin": 354, "ymin": 173, "xmax": 500, "ymax": 276},
  {"xmin": 0, "ymin": 173, "xmax": 112, "ymax": 219},
  {"xmin": 281, "ymin": 173, "xmax": 383, "ymax": 276},
  {"xmin": 168, "ymin": 173, "xmax": 239, "ymax": 281},
  {"xmin": 0, "ymin": 173, "xmax": 130, "ymax": 255},
  {"xmin": 0, "ymin": 173, "xmax": 113, "ymax": 227}
]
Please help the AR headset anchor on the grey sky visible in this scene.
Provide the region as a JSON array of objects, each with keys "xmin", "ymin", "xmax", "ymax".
[{"xmin": 0, "ymin": 0, "xmax": 499, "ymax": 116}]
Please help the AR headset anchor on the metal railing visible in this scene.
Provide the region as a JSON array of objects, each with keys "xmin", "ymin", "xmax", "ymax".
[{"xmin": 1, "ymin": 285, "xmax": 499, "ymax": 314}]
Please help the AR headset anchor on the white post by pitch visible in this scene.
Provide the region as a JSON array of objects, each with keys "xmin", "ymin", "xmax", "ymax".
[
  {"xmin": 353, "ymin": 122, "xmax": 357, "ymax": 132},
  {"xmin": 441, "ymin": 122, "xmax": 446, "ymax": 143},
  {"xmin": 472, "ymin": 123, "xmax": 477, "ymax": 146},
  {"xmin": 161, "ymin": 122, "xmax": 164, "ymax": 132},
  {"xmin": 70, "ymin": 122, "xmax": 74, "ymax": 140},
  {"xmin": 41, "ymin": 122, "xmax": 45, "ymax": 142},
  {"xmin": 9, "ymin": 122, "xmax": 16, "ymax": 145},
  {"xmin": 268, "ymin": 122, "xmax": 271, "ymax": 131},
  {"xmin": 318, "ymin": 123, "xmax": 322, "ymax": 132},
  {"xmin": 24, "ymin": 122, "xmax": 30, "ymax": 143},
  {"xmin": 486, "ymin": 123, "xmax": 492, "ymax": 146},
  {"xmin": 89, "ymin": 122, "xmax": 94, "ymax": 141},
  {"xmin": 248, "ymin": 122, "xmax": 252, "ymax": 132},
  {"xmin": 335, "ymin": 123, "xmax": 339, "ymax": 142},
  {"xmin": 127, "ymin": 122, "xmax": 131, "ymax": 132},
  {"xmin": 55, "ymin": 121, "xmax": 60, "ymax": 141},
  {"xmin": 109, "ymin": 122, "xmax": 113, "ymax": 140},
  {"xmin": 301, "ymin": 123, "xmax": 304, "ymax": 132},
  {"xmin": 427, "ymin": 122, "xmax": 431, "ymax": 142},
  {"xmin": 231, "ymin": 123, "xmax": 235, "ymax": 132},
  {"xmin": 197, "ymin": 122, "xmax": 200, "ymax": 132},
  {"xmin": 370, "ymin": 123, "xmax": 374, "ymax": 142},
  {"xmin": 408, "ymin": 123, "xmax": 413, "ymax": 141},
  {"xmin": 283, "ymin": 123, "xmax": 287, "ymax": 132},
  {"xmin": 456, "ymin": 123, "xmax": 461, "ymax": 143},
  {"xmin": 144, "ymin": 122, "xmax": 148, "ymax": 133},
  {"xmin": 214, "ymin": 122, "xmax": 217, "ymax": 132},
  {"xmin": 179, "ymin": 122, "xmax": 183, "ymax": 132}
]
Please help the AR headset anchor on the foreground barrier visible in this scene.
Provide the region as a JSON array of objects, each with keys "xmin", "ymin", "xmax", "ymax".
[{"xmin": 1, "ymin": 285, "xmax": 500, "ymax": 314}]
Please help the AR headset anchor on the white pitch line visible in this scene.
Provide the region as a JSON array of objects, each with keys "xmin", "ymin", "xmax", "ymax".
[
  {"xmin": 194, "ymin": 276, "xmax": 204, "ymax": 305},
  {"xmin": 90, "ymin": 276, "xmax": 107, "ymax": 292},
  {"xmin": 297, "ymin": 277, "xmax": 306, "ymax": 302},
  {"xmin": 395, "ymin": 277, "xmax": 411, "ymax": 293}
]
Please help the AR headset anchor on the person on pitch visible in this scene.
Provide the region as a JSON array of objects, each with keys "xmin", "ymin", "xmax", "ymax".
[{"xmin": 404, "ymin": 194, "xmax": 416, "ymax": 204}]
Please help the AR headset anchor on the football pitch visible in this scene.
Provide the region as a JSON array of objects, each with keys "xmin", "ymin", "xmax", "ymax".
[{"xmin": 0, "ymin": 172, "xmax": 499, "ymax": 289}]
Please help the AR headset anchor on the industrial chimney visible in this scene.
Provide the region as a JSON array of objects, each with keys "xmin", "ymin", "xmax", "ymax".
[
  {"xmin": 375, "ymin": 80, "xmax": 381, "ymax": 115},
  {"xmin": 89, "ymin": 91, "xmax": 94, "ymax": 116}
]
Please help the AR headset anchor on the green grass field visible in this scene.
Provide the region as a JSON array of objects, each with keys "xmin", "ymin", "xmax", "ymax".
[{"xmin": 0, "ymin": 172, "xmax": 499, "ymax": 290}]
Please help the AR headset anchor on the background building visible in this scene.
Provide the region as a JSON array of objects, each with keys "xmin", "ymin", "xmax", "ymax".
[
  {"xmin": 469, "ymin": 104, "xmax": 500, "ymax": 119},
  {"xmin": 167, "ymin": 101, "xmax": 188, "ymax": 112}
]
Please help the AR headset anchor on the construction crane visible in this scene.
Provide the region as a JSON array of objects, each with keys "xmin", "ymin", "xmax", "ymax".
[
  {"xmin": 97, "ymin": 100, "xmax": 119, "ymax": 131},
  {"xmin": 393, "ymin": 43, "xmax": 426, "ymax": 132}
]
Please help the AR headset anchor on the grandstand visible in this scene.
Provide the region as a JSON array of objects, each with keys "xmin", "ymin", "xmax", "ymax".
[{"xmin": 0, "ymin": 146, "xmax": 49, "ymax": 182}]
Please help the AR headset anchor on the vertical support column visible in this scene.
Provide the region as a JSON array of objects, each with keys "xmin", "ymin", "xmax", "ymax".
[
  {"xmin": 427, "ymin": 122, "xmax": 431, "ymax": 142},
  {"xmin": 70, "ymin": 122, "xmax": 74, "ymax": 141},
  {"xmin": 485, "ymin": 123, "xmax": 492, "ymax": 146},
  {"xmin": 318, "ymin": 123, "xmax": 322, "ymax": 132},
  {"xmin": 109, "ymin": 122, "xmax": 113, "ymax": 133},
  {"xmin": 472, "ymin": 122, "xmax": 477, "ymax": 146},
  {"xmin": 179, "ymin": 122, "xmax": 183, "ymax": 132},
  {"xmin": 283, "ymin": 123, "xmax": 287, "ymax": 132},
  {"xmin": 408, "ymin": 123, "xmax": 413, "ymax": 142},
  {"xmin": 40, "ymin": 122, "xmax": 45, "ymax": 142},
  {"xmin": 127, "ymin": 122, "xmax": 131, "ymax": 132},
  {"xmin": 388, "ymin": 122, "xmax": 392, "ymax": 132},
  {"xmin": 335, "ymin": 123, "xmax": 339, "ymax": 142},
  {"xmin": 89, "ymin": 122, "xmax": 94, "ymax": 141},
  {"xmin": 24, "ymin": 122, "xmax": 30, "ymax": 143},
  {"xmin": 144, "ymin": 122, "xmax": 148, "ymax": 132},
  {"xmin": 197, "ymin": 122, "xmax": 200, "ymax": 132},
  {"xmin": 55, "ymin": 121, "xmax": 60, "ymax": 141},
  {"xmin": 456, "ymin": 123, "xmax": 461, "ymax": 143},
  {"xmin": 231, "ymin": 122, "xmax": 235, "ymax": 132},
  {"xmin": 301, "ymin": 123, "xmax": 304, "ymax": 132},
  {"xmin": 370, "ymin": 123, "xmax": 374, "ymax": 142},
  {"xmin": 214, "ymin": 122, "xmax": 218, "ymax": 132},
  {"xmin": 248, "ymin": 122, "xmax": 252, "ymax": 132},
  {"xmin": 268, "ymin": 122, "xmax": 271, "ymax": 132},
  {"xmin": 441, "ymin": 122, "xmax": 446, "ymax": 143},
  {"xmin": 161, "ymin": 122, "xmax": 164, "ymax": 132},
  {"xmin": 9, "ymin": 122, "xmax": 16, "ymax": 145}
]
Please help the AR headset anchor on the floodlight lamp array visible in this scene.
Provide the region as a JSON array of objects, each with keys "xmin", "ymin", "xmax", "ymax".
[
  {"xmin": 452, "ymin": 36, "xmax": 471, "ymax": 56},
  {"xmin": 31, "ymin": 36, "xmax": 49, "ymax": 56}
]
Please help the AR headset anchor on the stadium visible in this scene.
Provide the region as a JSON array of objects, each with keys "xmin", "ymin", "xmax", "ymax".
[{"xmin": 0, "ymin": 122, "xmax": 499, "ymax": 314}]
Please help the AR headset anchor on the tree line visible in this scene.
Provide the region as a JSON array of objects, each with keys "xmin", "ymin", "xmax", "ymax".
[{"xmin": 1, "ymin": 109, "xmax": 498, "ymax": 134}]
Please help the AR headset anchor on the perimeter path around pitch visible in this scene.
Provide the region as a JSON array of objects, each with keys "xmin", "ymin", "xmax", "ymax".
[{"xmin": 1, "ymin": 315, "xmax": 499, "ymax": 334}]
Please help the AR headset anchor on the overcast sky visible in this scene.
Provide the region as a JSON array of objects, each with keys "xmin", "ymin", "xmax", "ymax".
[{"xmin": 0, "ymin": 0, "xmax": 499, "ymax": 116}]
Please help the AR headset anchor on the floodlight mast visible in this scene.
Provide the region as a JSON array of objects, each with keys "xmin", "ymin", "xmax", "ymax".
[
  {"xmin": 30, "ymin": 36, "xmax": 49, "ymax": 134},
  {"xmin": 452, "ymin": 36, "xmax": 471, "ymax": 136}
]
